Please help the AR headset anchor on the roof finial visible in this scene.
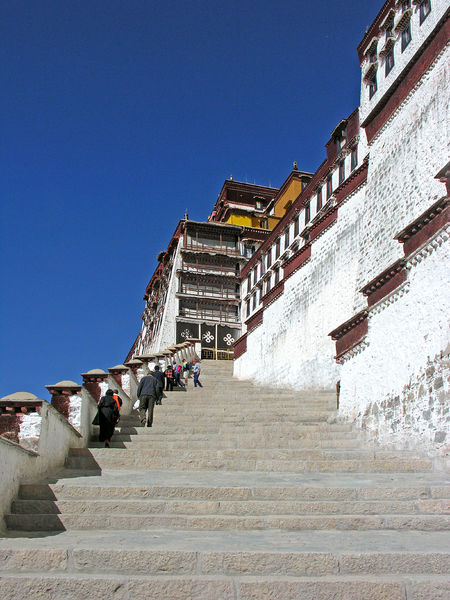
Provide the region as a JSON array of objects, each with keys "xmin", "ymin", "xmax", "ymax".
[
  {"xmin": 230, "ymin": 174, "xmax": 233, "ymax": 181},
  {"xmin": 184, "ymin": 208, "xmax": 189, "ymax": 220},
  {"xmin": 293, "ymin": 160, "xmax": 298, "ymax": 171}
]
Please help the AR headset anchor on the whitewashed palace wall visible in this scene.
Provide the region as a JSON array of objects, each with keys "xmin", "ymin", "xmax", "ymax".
[
  {"xmin": 339, "ymin": 45, "xmax": 450, "ymax": 455},
  {"xmin": 234, "ymin": 181, "xmax": 368, "ymax": 390},
  {"xmin": 235, "ymin": 4, "xmax": 449, "ymax": 455}
]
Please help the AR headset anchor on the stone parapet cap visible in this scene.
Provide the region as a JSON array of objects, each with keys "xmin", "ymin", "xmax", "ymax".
[
  {"xmin": 108, "ymin": 365, "xmax": 128, "ymax": 373},
  {"xmin": 135, "ymin": 354, "xmax": 155, "ymax": 363},
  {"xmin": 45, "ymin": 381, "xmax": 82, "ymax": 394},
  {"xmin": 124, "ymin": 359, "xmax": 143, "ymax": 366},
  {"xmin": 0, "ymin": 392, "xmax": 39, "ymax": 402},
  {"xmin": 81, "ymin": 371, "xmax": 109, "ymax": 382}
]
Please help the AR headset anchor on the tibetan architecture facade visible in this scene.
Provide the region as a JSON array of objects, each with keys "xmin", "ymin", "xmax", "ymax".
[
  {"xmin": 127, "ymin": 181, "xmax": 278, "ymax": 360},
  {"xmin": 234, "ymin": 0, "xmax": 449, "ymax": 456},
  {"xmin": 126, "ymin": 0, "xmax": 448, "ymax": 454}
]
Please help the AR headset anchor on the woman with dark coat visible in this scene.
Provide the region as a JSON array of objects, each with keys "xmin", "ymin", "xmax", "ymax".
[{"xmin": 98, "ymin": 389, "xmax": 121, "ymax": 447}]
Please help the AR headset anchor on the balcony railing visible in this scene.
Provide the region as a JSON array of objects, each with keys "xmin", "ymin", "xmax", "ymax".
[
  {"xmin": 178, "ymin": 287, "xmax": 240, "ymax": 300},
  {"xmin": 183, "ymin": 243, "xmax": 243, "ymax": 257},
  {"xmin": 179, "ymin": 308, "xmax": 240, "ymax": 323},
  {"xmin": 180, "ymin": 264, "xmax": 240, "ymax": 276}
]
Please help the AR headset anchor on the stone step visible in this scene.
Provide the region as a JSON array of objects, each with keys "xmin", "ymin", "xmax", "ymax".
[
  {"xmin": 18, "ymin": 482, "xmax": 450, "ymax": 502},
  {"xmin": 89, "ymin": 439, "xmax": 362, "ymax": 449},
  {"xmin": 11, "ymin": 497, "xmax": 450, "ymax": 516},
  {"xmin": 65, "ymin": 455, "xmax": 433, "ymax": 473},
  {"xmin": 5, "ymin": 511, "xmax": 449, "ymax": 531},
  {"xmin": 64, "ymin": 447, "xmax": 432, "ymax": 473},
  {"xmin": 1, "ymin": 530, "xmax": 449, "ymax": 579},
  {"xmin": 118, "ymin": 413, "xmax": 334, "ymax": 423},
  {"xmin": 114, "ymin": 422, "xmax": 348, "ymax": 434},
  {"xmin": 71, "ymin": 448, "xmax": 425, "ymax": 461},
  {"xmin": 113, "ymin": 426, "xmax": 358, "ymax": 437},
  {"xmin": 0, "ymin": 572, "xmax": 448, "ymax": 600}
]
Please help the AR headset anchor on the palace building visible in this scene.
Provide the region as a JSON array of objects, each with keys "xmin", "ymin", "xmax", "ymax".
[
  {"xmin": 234, "ymin": 0, "xmax": 449, "ymax": 455},
  {"xmin": 127, "ymin": 180, "xmax": 280, "ymax": 360},
  {"xmin": 127, "ymin": 0, "xmax": 449, "ymax": 455}
]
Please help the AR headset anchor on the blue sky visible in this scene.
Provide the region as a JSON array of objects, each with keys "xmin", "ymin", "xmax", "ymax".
[{"xmin": 0, "ymin": 0, "xmax": 380, "ymax": 398}]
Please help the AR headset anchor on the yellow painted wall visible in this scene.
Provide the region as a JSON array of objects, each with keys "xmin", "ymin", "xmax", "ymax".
[
  {"xmin": 226, "ymin": 212, "xmax": 280, "ymax": 231},
  {"xmin": 226, "ymin": 214, "xmax": 253, "ymax": 227},
  {"xmin": 272, "ymin": 179, "xmax": 303, "ymax": 219}
]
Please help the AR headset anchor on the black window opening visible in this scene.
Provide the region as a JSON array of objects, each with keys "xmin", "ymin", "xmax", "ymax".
[
  {"xmin": 339, "ymin": 160, "xmax": 345, "ymax": 185},
  {"xmin": 274, "ymin": 267, "xmax": 280, "ymax": 285},
  {"xmin": 260, "ymin": 218, "xmax": 268, "ymax": 229},
  {"xmin": 326, "ymin": 176, "xmax": 333, "ymax": 199},
  {"xmin": 316, "ymin": 189, "xmax": 322, "ymax": 212},
  {"xmin": 385, "ymin": 48, "xmax": 394, "ymax": 76},
  {"xmin": 351, "ymin": 147, "xmax": 358, "ymax": 172},
  {"xmin": 336, "ymin": 129, "xmax": 347, "ymax": 153},
  {"xmin": 401, "ymin": 22, "xmax": 411, "ymax": 52},
  {"xmin": 369, "ymin": 75, "xmax": 377, "ymax": 99},
  {"xmin": 284, "ymin": 228, "xmax": 290, "ymax": 247},
  {"xmin": 265, "ymin": 278, "xmax": 271, "ymax": 294},
  {"xmin": 294, "ymin": 215, "xmax": 300, "ymax": 237},
  {"xmin": 275, "ymin": 239, "xmax": 281, "ymax": 259},
  {"xmin": 385, "ymin": 23, "xmax": 393, "ymax": 40},
  {"xmin": 252, "ymin": 294, "xmax": 257, "ymax": 310},
  {"xmin": 246, "ymin": 299, "xmax": 250, "ymax": 317},
  {"xmin": 267, "ymin": 250, "xmax": 272, "ymax": 268},
  {"xmin": 305, "ymin": 202, "xmax": 311, "ymax": 225},
  {"xmin": 402, "ymin": 0, "xmax": 410, "ymax": 12},
  {"xmin": 420, "ymin": 0, "xmax": 431, "ymax": 25}
]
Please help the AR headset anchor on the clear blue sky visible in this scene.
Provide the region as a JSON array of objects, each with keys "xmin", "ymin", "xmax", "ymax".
[{"xmin": 0, "ymin": 0, "xmax": 380, "ymax": 399}]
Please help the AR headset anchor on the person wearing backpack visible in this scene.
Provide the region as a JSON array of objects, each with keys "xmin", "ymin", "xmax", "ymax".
[{"xmin": 165, "ymin": 365, "xmax": 174, "ymax": 391}]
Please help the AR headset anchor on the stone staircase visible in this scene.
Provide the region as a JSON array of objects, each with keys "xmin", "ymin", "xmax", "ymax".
[{"xmin": 1, "ymin": 360, "xmax": 449, "ymax": 599}]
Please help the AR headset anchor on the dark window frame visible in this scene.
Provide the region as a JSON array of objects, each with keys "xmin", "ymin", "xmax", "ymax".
[
  {"xmin": 305, "ymin": 202, "xmax": 311, "ymax": 225},
  {"xmin": 316, "ymin": 188, "xmax": 322, "ymax": 212},
  {"xmin": 339, "ymin": 160, "xmax": 345, "ymax": 185},
  {"xmin": 351, "ymin": 147, "xmax": 358, "ymax": 172},
  {"xmin": 326, "ymin": 176, "xmax": 333, "ymax": 199},
  {"xmin": 294, "ymin": 215, "xmax": 299, "ymax": 236},
  {"xmin": 420, "ymin": 0, "xmax": 431, "ymax": 24},
  {"xmin": 369, "ymin": 75, "xmax": 377, "ymax": 99},
  {"xmin": 385, "ymin": 48, "xmax": 395, "ymax": 76},
  {"xmin": 284, "ymin": 228, "xmax": 290, "ymax": 247},
  {"xmin": 274, "ymin": 267, "xmax": 280, "ymax": 285},
  {"xmin": 275, "ymin": 238, "xmax": 281, "ymax": 259},
  {"xmin": 401, "ymin": 22, "xmax": 411, "ymax": 52}
]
